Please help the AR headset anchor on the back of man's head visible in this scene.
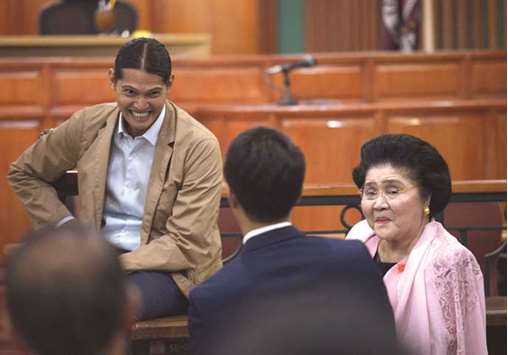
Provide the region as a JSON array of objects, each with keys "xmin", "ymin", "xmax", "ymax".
[
  {"xmin": 6, "ymin": 224, "xmax": 128, "ymax": 355},
  {"xmin": 224, "ymin": 127, "xmax": 305, "ymax": 223}
]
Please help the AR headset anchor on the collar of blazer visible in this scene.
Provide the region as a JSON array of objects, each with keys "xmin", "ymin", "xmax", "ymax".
[
  {"xmin": 158, "ymin": 101, "xmax": 177, "ymax": 146},
  {"xmin": 242, "ymin": 225, "xmax": 301, "ymax": 254},
  {"xmin": 92, "ymin": 101, "xmax": 177, "ymax": 241},
  {"xmin": 138, "ymin": 101, "xmax": 177, "ymax": 244}
]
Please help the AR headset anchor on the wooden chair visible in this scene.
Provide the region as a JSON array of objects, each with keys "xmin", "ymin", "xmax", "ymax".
[{"xmin": 484, "ymin": 205, "xmax": 507, "ymax": 355}]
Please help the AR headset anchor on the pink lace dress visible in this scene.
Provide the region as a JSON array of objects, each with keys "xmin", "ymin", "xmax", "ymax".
[{"xmin": 347, "ymin": 220, "xmax": 488, "ymax": 355}]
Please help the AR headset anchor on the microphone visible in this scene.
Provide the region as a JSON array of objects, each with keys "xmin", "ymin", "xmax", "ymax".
[{"xmin": 266, "ymin": 55, "xmax": 317, "ymax": 75}]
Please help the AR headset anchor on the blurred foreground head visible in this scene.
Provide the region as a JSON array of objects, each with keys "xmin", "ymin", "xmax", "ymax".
[
  {"xmin": 6, "ymin": 224, "xmax": 136, "ymax": 355},
  {"xmin": 207, "ymin": 290, "xmax": 410, "ymax": 355}
]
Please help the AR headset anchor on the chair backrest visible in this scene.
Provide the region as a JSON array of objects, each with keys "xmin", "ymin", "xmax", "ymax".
[{"xmin": 39, "ymin": 0, "xmax": 138, "ymax": 35}]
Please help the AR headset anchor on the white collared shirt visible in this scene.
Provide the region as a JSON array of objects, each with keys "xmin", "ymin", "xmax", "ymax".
[
  {"xmin": 242, "ymin": 221, "xmax": 292, "ymax": 245},
  {"xmin": 102, "ymin": 105, "xmax": 166, "ymax": 251}
]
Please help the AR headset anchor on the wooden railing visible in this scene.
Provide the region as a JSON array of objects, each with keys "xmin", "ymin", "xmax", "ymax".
[
  {"xmin": 1, "ymin": 178, "xmax": 506, "ymax": 355},
  {"xmin": 1, "ymin": 50, "xmax": 505, "ymax": 262}
]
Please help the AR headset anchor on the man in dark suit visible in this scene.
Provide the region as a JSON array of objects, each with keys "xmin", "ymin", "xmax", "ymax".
[{"xmin": 189, "ymin": 127, "xmax": 403, "ymax": 355}]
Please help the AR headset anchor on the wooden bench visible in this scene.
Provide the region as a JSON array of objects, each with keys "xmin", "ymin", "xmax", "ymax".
[
  {"xmin": 486, "ymin": 296, "xmax": 507, "ymax": 355},
  {"xmin": 487, "ymin": 296, "xmax": 507, "ymax": 327},
  {"xmin": 131, "ymin": 316, "xmax": 190, "ymax": 355},
  {"xmin": 128, "ymin": 298, "xmax": 506, "ymax": 355}
]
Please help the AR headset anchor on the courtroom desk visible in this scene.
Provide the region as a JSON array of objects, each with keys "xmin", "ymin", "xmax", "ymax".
[
  {"xmin": 0, "ymin": 51, "xmax": 504, "ymax": 120},
  {"xmin": 167, "ymin": 95, "xmax": 507, "ymax": 184},
  {"xmin": 0, "ymin": 34, "xmax": 211, "ymax": 57},
  {"xmin": 195, "ymin": 99, "xmax": 507, "ymax": 185},
  {"xmin": 169, "ymin": 50, "xmax": 506, "ymax": 106}
]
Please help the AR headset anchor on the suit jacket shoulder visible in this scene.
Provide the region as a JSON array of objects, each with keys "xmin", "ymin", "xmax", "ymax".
[
  {"xmin": 72, "ymin": 102, "xmax": 118, "ymax": 149},
  {"xmin": 189, "ymin": 227, "xmax": 398, "ymax": 355}
]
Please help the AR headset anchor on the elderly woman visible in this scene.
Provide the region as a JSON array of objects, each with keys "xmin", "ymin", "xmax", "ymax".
[{"xmin": 346, "ymin": 134, "xmax": 487, "ymax": 355}]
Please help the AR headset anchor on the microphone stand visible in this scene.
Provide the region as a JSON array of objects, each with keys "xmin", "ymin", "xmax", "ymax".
[{"xmin": 277, "ymin": 68, "xmax": 297, "ymax": 106}]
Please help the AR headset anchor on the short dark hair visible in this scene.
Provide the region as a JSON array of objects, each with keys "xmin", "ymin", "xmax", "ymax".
[
  {"xmin": 352, "ymin": 134, "xmax": 451, "ymax": 217},
  {"xmin": 224, "ymin": 127, "xmax": 305, "ymax": 223},
  {"xmin": 113, "ymin": 37, "xmax": 172, "ymax": 85},
  {"xmin": 6, "ymin": 224, "xmax": 127, "ymax": 355}
]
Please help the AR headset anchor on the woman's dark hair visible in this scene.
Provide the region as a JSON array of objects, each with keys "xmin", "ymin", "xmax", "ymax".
[
  {"xmin": 113, "ymin": 37, "xmax": 172, "ymax": 85},
  {"xmin": 352, "ymin": 134, "xmax": 451, "ymax": 217}
]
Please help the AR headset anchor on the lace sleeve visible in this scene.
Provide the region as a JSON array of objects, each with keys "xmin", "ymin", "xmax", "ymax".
[{"xmin": 427, "ymin": 246, "xmax": 486, "ymax": 355}]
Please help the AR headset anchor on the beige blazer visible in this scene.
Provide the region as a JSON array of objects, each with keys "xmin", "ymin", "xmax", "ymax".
[{"xmin": 8, "ymin": 101, "xmax": 223, "ymax": 296}]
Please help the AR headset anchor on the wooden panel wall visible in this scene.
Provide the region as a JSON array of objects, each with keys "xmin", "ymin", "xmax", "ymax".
[
  {"xmin": 0, "ymin": 0, "xmax": 505, "ymax": 54},
  {"xmin": 304, "ymin": 0, "xmax": 506, "ymax": 52},
  {"xmin": 0, "ymin": 0, "xmax": 506, "ymax": 54},
  {"xmin": 471, "ymin": 58, "xmax": 508, "ymax": 97},
  {"xmin": 126, "ymin": 0, "xmax": 151, "ymax": 30},
  {"xmin": 0, "ymin": 0, "xmax": 267, "ymax": 55},
  {"xmin": 0, "ymin": 123, "xmax": 40, "ymax": 248},
  {"xmin": 196, "ymin": 102, "xmax": 506, "ymax": 233},
  {"xmin": 153, "ymin": 0, "xmax": 262, "ymax": 54},
  {"xmin": 196, "ymin": 103, "xmax": 506, "ymax": 185},
  {"xmin": 167, "ymin": 51, "xmax": 505, "ymax": 106},
  {"xmin": 385, "ymin": 109, "xmax": 504, "ymax": 180},
  {"xmin": 305, "ymin": 0, "xmax": 379, "ymax": 52},
  {"xmin": 283, "ymin": 115, "xmax": 378, "ymax": 184},
  {"xmin": 0, "ymin": 2, "xmax": 10, "ymax": 35},
  {"xmin": 0, "ymin": 51, "xmax": 505, "ymax": 252},
  {"xmin": 435, "ymin": 0, "xmax": 506, "ymax": 50}
]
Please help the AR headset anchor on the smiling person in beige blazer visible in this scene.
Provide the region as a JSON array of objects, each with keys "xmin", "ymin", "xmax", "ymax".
[{"xmin": 8, "ymin": 37, "xmax": 223, "ymax": 320}]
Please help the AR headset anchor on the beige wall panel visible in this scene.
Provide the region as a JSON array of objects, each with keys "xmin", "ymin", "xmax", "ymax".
[
  {"xmin": 159, "ymin": 0, "xmax": 212, "ymax": 33},
  {"xmin": 0, "ymin": 71, "xmax": 44, "ymax": 105},
  {"xmin": 53, "ymin": 69, "xmax": 114, "ymax": 105},
  {"xmin": 471, "ymin": 60, "xmax": 507, "ymax": 97},
  {"xmin": 305, "ymin": 0, "xmax": 379, "ymax": 52},
  {"xmin": 170, "ymin": 68, "xmax": 267, "ymax": 103},
  {"xmin": 24, "ymin": 0, "xmax": 52, "ymax": 34},
  {"xmin": 495, "ymin": 112, "xmax": 507, "ymax": 178},
  {"xmin": 0, "ymin": 121, "xmax": 41, "ymax": 252},
  {"xmin": 282, "ymin": 116, "xmax": 377, "ymax": 185},
  {"xmin": 291, "ymin": 205, "xmax": 363, "ymax": 235},
  {"xmin": 210, "ymin": 0, "xmax": 259, "ymax": 54},
  {"xmin": 374, "ymin": 63, "xmax": 461, "ymax": 99},
  {"xmin": 386, "ymin": 113, "xmax": 495, "ymax": 180},
  {"xmin": 0, "ymin": 2, "xmax": 10, "ymax": 34},
  {"xmin": 154, "ymin": 0, "xmax": 259, "ymax": 54},
  {"xmin": 223, "ymin": 118, "xmax": 275, "ymax": 152},
  {"xmin": 124, "ymin": 0, "xmax": 151, "ymax": 30}
]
